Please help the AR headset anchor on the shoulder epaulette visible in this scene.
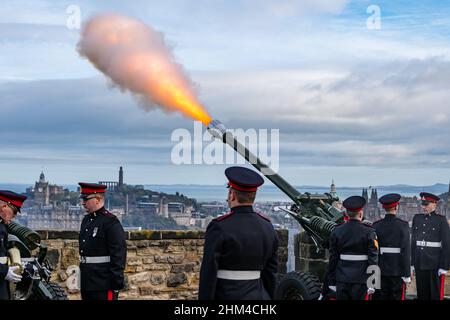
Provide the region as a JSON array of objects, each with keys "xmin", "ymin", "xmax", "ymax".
[
  {"xmin": 214, "ymin": 211, "xmax": 234, "ymax": 221},
  {"xmin": 101, "ymin": 209, "xmax": 116, "ymax": 218},
  {"xmin": 361, "ymin": 221, "xmax": 374, "ymax": 228},
  {"xmin": 255, "ymin": 212, "xmax": 271, "ymax": 222}
]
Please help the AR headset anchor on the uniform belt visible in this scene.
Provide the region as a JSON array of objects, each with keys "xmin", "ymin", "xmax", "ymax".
[
  {"xmin": 0, "ymin": 257, "xmax": 36, "ymax": 264},
  {"xmin": 217, "ymin": 270, "xmax": 261, "ymax": 280},
  {"xmin": 340, "ymin": 254, "xmax": 368, "ymax": 261},
  {"xmin": 380, "ymin": 247, "xmax": 401, "ymax": 254},
  {"xmin": 80, "ymin": 256, "xmax": 111, "ymax": 263},
  {"xmin": 416, "ymin": 241, "xmax": 441, "ymax": 248}
]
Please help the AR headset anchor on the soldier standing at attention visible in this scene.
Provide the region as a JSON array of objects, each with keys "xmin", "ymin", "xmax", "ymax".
[
  {"xmin": 78, "ymin": 183, "xmax": 127, "ymax": 300},
  {"xmin": 0, "ymin": 191, "xmax": 27, "ymax": 300},
  {"xmin": 411, "ymin": 192, "xmax": 450, "ymax": 300},
  {"xmin": 373, "ymin": 193, "xmax": 411, "ymax": 300},
  {"xmin": 199, "ymin": 166, "xmax": 279, "ymax": 300},
  {"xmin": 326, "ymin": 195, "xmax": 379, "ymax": 300}
]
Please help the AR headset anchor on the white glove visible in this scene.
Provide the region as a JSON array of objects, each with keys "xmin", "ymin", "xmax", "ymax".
[
  {"xmin": 328, "ymin": 285, "xmax": 336, "ymax": 292},
  {"xmin": 438, "ymin": 269, "xmax": 448, "ymax": 276},
  {"xmin": 401, "ymin": 277, "xmax": 411, "ymax": 283},
  {"xmin": 367, "ymin": 287, "xmax": 375, "ymax": 295},
  {"xmin": 411, "ymin": 266, "xmax": 415, "ymax": 274},
  {"xmin": 5, "ymin": 266, "xmax": 22, "ymax": 283}
]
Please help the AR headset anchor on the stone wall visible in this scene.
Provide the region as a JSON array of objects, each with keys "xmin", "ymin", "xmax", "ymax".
[
  {"xmin": 294, "ymin": 232, "xmax": 329, "ymax": 280},
  {"xmin": 295, "ymin": 231, "xmax": 450, "ymax": 297},
  {"xmin": 38, "ymin": 229, "xmax": 288, "ymax": 300}
]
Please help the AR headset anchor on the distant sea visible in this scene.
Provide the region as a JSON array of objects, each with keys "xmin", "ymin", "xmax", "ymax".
[
  {"xmin": 1, "ymin": 183, "xmax": 448, "ymax": 203},
  {"xmin": 143, "ymin": 183, "xmax": 449, "ymax": 202}
]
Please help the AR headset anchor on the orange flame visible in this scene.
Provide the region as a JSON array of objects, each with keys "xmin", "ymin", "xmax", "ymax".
[{"xmin": 78, "ymin": 14, "xmax": 212, "ymax": 126}]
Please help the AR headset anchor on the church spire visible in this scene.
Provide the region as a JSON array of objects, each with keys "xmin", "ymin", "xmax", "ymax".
[
  {"xmin": 39, "ymin": 171, "xmax": 45, "ymax": 183},
  {"xmin": 330, "ymin": 179, "xmax": 336, "ymax": 195}
]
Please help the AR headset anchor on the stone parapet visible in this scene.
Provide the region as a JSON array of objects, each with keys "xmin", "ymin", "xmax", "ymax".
[{"xmin": 39, "ymin": 229, "xmax": 288, "ymax": 300}]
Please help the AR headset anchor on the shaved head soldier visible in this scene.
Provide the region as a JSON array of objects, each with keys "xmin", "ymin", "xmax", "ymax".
[
  {"xmin": 78, "ymin": 183, "xmax": 127, "ymax": 300},
  {"xmin": 199, "ymin": 166, "xmax": 279, "ymax": 300},
  {"xmin": 373, "ymin": 194, "xmax": 411, "ymax": 300},
  {"xmin": 326, "ymin": 195, "xmax": 379, "ymax": 300},
  {"xmin": 0, "ymin": 191, "xmax": 27, "ymax": 300},
  {"xmin": 411, "ymin": 192, "xmax": 450, "ymax": 300}
]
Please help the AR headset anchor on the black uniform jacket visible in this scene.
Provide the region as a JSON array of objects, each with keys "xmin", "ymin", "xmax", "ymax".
[
  {"xmin": 0, "ymin": 223, "xmax": 9, "ymax": 299},
  {"xmin": 327, "ymin": 220, "xmax": 378, "ymax": 285},
  {"xmin": 79, "ymin": 207, "xmax": 127, "ymax": 291},
  {"xmin": 411, "ymin": 212, "xmax": 450, "ymax": 270},
  {"xmin": 373, "ymin": 214, "xmax": 411, "ymax": 277},
  {"xmin": 198, "ymin": 205, "xmax": 279, "ymax": 300}
]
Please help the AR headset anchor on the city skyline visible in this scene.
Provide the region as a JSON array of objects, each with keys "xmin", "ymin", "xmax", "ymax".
[
  {"xmin": 2, "ymin": 1, "xmax": 450, "ymax": 185},
  {"xmin": 1, "ymin": 167, "xmax": 450, "ymax": 186}
]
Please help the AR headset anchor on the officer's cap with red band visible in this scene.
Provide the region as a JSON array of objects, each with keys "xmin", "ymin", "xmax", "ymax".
[
  {"xmin": 420, "ymin": 192, "xmax": 440, "ymax": 204},
  {"xmin": 0, "ymin": 190, "xmax": 27, "ymax": 212},
  {"xmin": 343, "ymin": 195, "xmax": 366, "ymax": 213},
  {"xmin": 379, "ymin": 193, "xmax": 401, "ymax": 210},
  {"xmin": 225, "ymin": 166, "xmax": 264, "ymax": 192},
  {"xmin": 78, "ymin": 182, "xmax": 107, "ymax": 198}
]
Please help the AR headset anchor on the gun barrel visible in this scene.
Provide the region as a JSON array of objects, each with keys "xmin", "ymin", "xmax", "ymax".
[
  {"xmin": 207, "ymin": 120, "xmax": 302, "ymax": 203},
  {"xmin": 7, "ymin": 221, "xmax": 41, "ymax": 251}
]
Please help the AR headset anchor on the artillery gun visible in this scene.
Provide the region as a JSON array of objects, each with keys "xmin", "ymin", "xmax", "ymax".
[
  {"xmin": 207, "ymin": 120, "xmax": 345, "ymax": 300},
  {"xmin": 6, "ymin": 222, "xmax": 68, "ymax": 300}
]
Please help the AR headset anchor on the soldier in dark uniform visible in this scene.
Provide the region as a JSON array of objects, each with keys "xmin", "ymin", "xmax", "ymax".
[
  {"xmin": 373, "ymin": 193, "xmax": 411, "ymax": 300},
  {"xmin": 411, "ymin": 192, "xmax": 450, "ymax": 300},
  {"xmin": 0, "ymin": 190, "xmax": 27, "ymax": 300},
  {"xmin": 319, "ymin": 204, "xmax": 347, "ymax": 300},
  {"xmin": 198, "ymin": 166, "xmax": 279, "ymax": 300},
  {"xmin": 78, "ymin": 183, "xmax": 127, "ymax": 300},
  {"xmin": 326, "ymin": 195, "xmax": 379, "ymax": 300}
]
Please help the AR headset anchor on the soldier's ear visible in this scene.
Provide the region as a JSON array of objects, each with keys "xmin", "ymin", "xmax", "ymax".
[{"xmin": 229, "ymin": 189, "xmax": 236, "ymax": 202}]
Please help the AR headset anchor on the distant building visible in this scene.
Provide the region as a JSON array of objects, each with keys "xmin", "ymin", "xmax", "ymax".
[
  {"xmin": 119, "ymin": 166, "xmax": 124, "ymax": 187},
  {"xmin": 98, "ymin": 166, "xmax": 125, "ymax": 192},
  {"xmin": 170, "ymin": 213, "xmax": 192, "ymax": 227},
  {"xmin": 136, "ymin": 201, "xmax": 159, "ymax": 214},
  {"xmin": 199, "ymin": 203, "xmax": 228, "ymax": 216},
  {"xmin": 25, "ymin": 204, "xmax": 85, "ymax": 231},
  {"xmin": 330, "ymin": 180, "xmax": 337, "ymax": 198},
  {"xmin": 193, "ymin": 216, "xmax": 214, "ymax": 229},
  {"xmin": 362, "ymin": 188, "xmax": 369, "ymax": 204},
  {"xmin": 26, "ymin": 172, "xmax": 65, "ymax": 207},
  {"xmin": 398, "ymin": 196, "xmax": 420, "ymax": 222},
  {"xmin": 362, "ymin": 188, "xmax": 380, "ymax": 220},
  {"xmin": 168, "ymin": 202, "xmax": 184, "ymax": 215},
  {"xmin": 98, "ymin": 181, "xmax": 118, "ymax": 191}
]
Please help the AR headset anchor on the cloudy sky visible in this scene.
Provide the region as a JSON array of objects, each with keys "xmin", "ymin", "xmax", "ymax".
[{"xmin": 1, "ymin": 0, "xmax": 450, "ymax": 187}]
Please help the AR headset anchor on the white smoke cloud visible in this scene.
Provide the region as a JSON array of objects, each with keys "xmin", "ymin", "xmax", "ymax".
[{"xmin": 77, "ymin": 13, "xmax": 208, "ymax": 122}]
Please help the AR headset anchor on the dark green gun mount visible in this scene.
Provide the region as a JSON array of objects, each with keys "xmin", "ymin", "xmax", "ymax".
[{"xmin": 207, "ymin": 120, "xmax": 343, "ymax": 251}]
